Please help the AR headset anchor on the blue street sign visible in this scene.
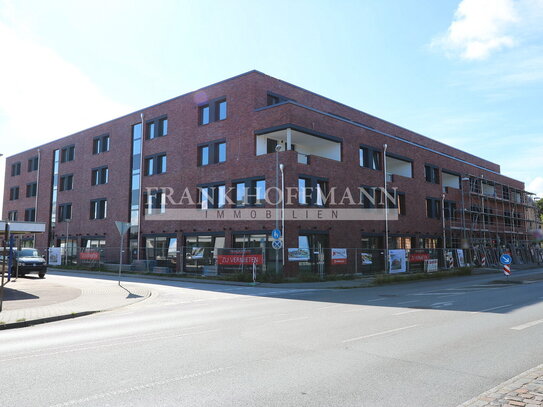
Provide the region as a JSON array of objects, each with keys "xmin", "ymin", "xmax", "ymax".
[
  {"xmin": 500, "ymin": 254, "xmax": 512, "ymax": 265},
  {"xmin": 272, "ymin": 240, "xmax": 283, "ymax": 250},
  {"xmin": 271, "ymin": 229, "xmax": 281, "ymax": 240}
]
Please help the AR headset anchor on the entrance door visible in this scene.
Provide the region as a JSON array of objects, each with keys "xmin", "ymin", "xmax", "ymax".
[{"xmin": 298, "ymin": 233, "xmax": 329, "ymax": 276}]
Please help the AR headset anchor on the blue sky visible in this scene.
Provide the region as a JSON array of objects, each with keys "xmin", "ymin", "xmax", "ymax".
[{"xmin": 1, "ymin": 0, "xmax": 542, "ymax": 214}]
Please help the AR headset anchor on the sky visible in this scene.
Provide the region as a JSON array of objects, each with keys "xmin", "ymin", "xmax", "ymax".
[{"xmin": 1, "ymin": 0, "xmax": 542, "ymax": 215}]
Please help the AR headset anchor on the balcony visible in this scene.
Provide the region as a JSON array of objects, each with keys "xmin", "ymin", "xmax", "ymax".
[{"xmin": 255, "ymin": 124, "xmax": 341, "ymax": 163}]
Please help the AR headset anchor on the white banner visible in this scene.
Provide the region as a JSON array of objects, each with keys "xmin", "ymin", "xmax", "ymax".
[
  {"xmin": 389, "ymin": 249, "xmax": 407, "ymax": 273},
  {"xmin": 48, "ymin": 247, "xmax": 62, "ymax": 266}
]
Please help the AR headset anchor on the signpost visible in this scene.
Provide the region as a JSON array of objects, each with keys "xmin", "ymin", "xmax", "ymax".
[
  {"xmin": 115, "ymin": 221, "xmax": 130, "ymax": 286},
  {"xmin": 272, "ymin": 240, "xmax": 283, "ymax": 250},
  {"xmin": 271, "ymin": 229, "xmax": 281, "ymax": 240},
  {"xmin": 500, "ymin": 253, "xmax": 512, "ymax": 277}
]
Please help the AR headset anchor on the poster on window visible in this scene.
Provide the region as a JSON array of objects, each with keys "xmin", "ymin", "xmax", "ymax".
[
  {"xmin": 388, "ymin": 249, "xmax": 407, "ymax": 273},
  {"xmin": 360, "ymin": 253, "xmax": 373, "ymax": 265},
  {"xmin": 331, "ymin": 248, "xmax": 347, "ymax": 265},
  {"xmin": 48, "ymin": 247, "xmax": 62, "ymax": 266},
  {"xmin": 456, "ymin": 249, "xmax": 465, "ymax": 267},
  {"xmin": 288, "ymin": 248, "xmax": 310, "ymax": 261},
  {"xmin": 191, "ymin": 247, "xmax": 205, "ymax": 259}
]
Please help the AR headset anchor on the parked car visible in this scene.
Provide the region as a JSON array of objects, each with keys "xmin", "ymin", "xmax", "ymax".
[{"xmin": 1, "ymin": 248, "xmax": 47, "ymax": 278}]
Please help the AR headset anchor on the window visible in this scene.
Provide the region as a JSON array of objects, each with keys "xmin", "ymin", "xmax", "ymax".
[
  {"xmin": 232, "ymin": 177, "xmax": 266, "ymax": 207},
  {"xmin": 144, "ymin": 153, "xmax": 167, "ymax": 175},
  {"xmin": 198, "ymin": 140, "xmax": 226, "ymax": 166},
  {"xmin": 28, "ymin": 156, "xmax": 39, "ymax": 172},
  {"xmin": 58, "ymin": 203, "xmax": 72, "ymax": 222},
  {"xmin": 8, "ymin": 211, "xmax": 17, "ymax": 221},
  {"xmin": 60, "ymin": 174, "xmax": 73, "ymax": 191},
  {"xmin": 267, "ymin": 92, "xmax": 290, "ymax": 106},
  {"xmin": 198, "ymin": 98, "xmax": 227, "ymax": 125},
  {"xmin": 61, "ymin": 145, "xmax": 75, "ymax": 163},
  {"xmin": 26, "ymin": 182, "xmax": 37, "ymax": 197},
  {"xmin": 90, "ymin": 198, "xmax": 107, "ymax": 220},
  {"xmin": 504, "ymin": 210, "xmax": 512, "ymax": 226},
  {"xmin": 425, "ymin": 165, "xmax": 440, "ymax": 184},
  {"xmin": 397, "ymin": 192, "xmax": 406, "ymax": 215},
  {"xmin": 93, "ymin": 134, "xmax": 110, "ymax": 154},
  {"xmin": 298, "ymin": 176, "xmax": 328, "ymax": 206},
  {"xmin": 91, "ymin": 166, "xmax": 109, "ymax": 185},
  {"xmin": 11, "ymin": 162, "xmax": 21, "ymax": 176},
  {"xmin": 360, "ymin": 186, "xmax": 377, "ymax": 208},
  {"xmin": 444, "ymin": 201, "xmax": 456, "ymax": 220},
  {"xmin": 146, "ymin": 116, "xmax": 168, "ymax": 139},
  {"xmin": 145, "ymin": 189, "xmax": 166, "ymax": 214},
  {"xmin": 426, "ymin": 198, "xmax": 441, "ymax": 219},
  {"xmin": 9, "ymin": 186, "xmax": 19, "ymax": 200},
  {"xmin": 24, "ymin": 208, "xmax": 36, "ymax": 222},
  {"xmin": 502, "ymin": 186, "xmax": 510, "ymax": 200},
  {"xmin": 198, "ymin": 183, "xmax": 226, "ymax": 209},
  {"xmin": 359, "ymin": 146, "xmax": 381, "ymax": 170},
  {"xmin": 235, "ymin": 182, "xmax": 246, "ymax": 206}
]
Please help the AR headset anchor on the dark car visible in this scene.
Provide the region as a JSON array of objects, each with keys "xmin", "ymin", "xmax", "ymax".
[{"xmin": 8, "ymin": 248, "xmax": 48, "ymax": 278}]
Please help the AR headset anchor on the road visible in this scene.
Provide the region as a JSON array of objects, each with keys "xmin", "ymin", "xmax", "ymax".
[{"xmin": 1, "ymin": 269, "xmax": 543, "ymax": 406}]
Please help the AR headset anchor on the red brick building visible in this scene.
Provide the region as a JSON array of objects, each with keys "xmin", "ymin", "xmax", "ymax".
[{"xmin": 2, "ymin": 71, "xmax": 540, "ymax": 274}]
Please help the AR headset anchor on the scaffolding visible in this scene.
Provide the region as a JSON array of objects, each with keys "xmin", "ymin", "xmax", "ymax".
[{"xmin": 447, "ymin": 174, "xmax": 542, "ymax": 249}]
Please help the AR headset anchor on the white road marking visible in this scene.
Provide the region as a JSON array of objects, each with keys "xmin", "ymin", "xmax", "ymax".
[
  {"xmin": 412, "ymin": 292, "xmax": 453, "ymax": 296},
  {"xmin": 317, "ymin": 304, "xmax": 345, "ymax": 310},
  {"xmin": 431, "ymin": 301, "xmax": 454, "ymax": 308},
  {"xmin": 471, "ymin": 304, "xmax": 513, "ymax": 314},
  {"xmin": 397, "ymin": 300, "xmax": 419, "ymax": 305},
  {"xmin": 273, "ymin": 316, "xmax": 309, "ymax": 323},
  {"xmin": 511, "ymin": 319, "xmax": 543, "ymax": 331},
  {"xmin": 393, "ymin": 309, "xmax": 424, "ymax": 316},
  {"xmin": 367, "ymin": 298, "xmax": 386, "ymax": 302},
  {"xmin": 342, "ymin": 324, "xmax": 419, "ymax": 343}
]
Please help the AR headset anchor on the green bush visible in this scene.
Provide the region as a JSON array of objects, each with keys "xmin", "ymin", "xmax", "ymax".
[{"xmin": 374, "ymin": 267, "xmax": 472, "ymax": 285}]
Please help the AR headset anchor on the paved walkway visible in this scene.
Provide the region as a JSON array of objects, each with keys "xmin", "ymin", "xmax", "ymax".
[
  {"xmin": 0, "ymin": 274, "xmax": 150, "ymax": 329},
  {"xmin": 459, "ymin": 364, "xmax": 543, "ymax": 407}
]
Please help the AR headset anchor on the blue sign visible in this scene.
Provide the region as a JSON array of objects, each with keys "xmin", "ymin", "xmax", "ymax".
[
  {"xmin": 271, "ymin": 229, "xmax": 281, "ymax": 240},
  {"xmin": 500, "ymin": 254, "xmax": 512, "ymax": 265},
  {"xmin": 272, "ymin": 240, "xmax": 283, "ymax": 250}
]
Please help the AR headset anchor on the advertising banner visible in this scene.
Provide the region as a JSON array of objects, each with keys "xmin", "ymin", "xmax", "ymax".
[
  {"xmin": 48, "ymin": 247, "xmax": 62, "ymax": 266},
  {"xmin": 217, "ymin": 249, "xmax": 263, "ymax": 265},
  {"xmin": 389, "ymin": 249, "xmax": 407, "ymax": 273},
  {"xmin": 331, "ymin": 248, "xmax": 347, "ymax": 265},
  {"xmin": 424, "ymin": 259, "xmax": 438, "ymax": 272},
  {"xmin": 79, "ymin": 251, "xmax": 100, "ymax": 261},
  {"xmin": 360, "ymin": 253, "xmax": 373, "ymax": 265},
  {"xmin": 288, "ymin": 248, "xmax": 310, "ymax": 261},
  {"xmin": 409, "ymin": 251, "xmax": 430, "ymax": 263},
  {"xmin": 190, "ymin": 247, "xmax": 205, "ymax": 260},
  {"xmin": 456, "ymin": 249, "xmax": 465, "ymax": 267}
]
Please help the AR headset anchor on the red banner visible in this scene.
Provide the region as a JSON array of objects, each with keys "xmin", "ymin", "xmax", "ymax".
[
  {"xmin": 409, "ymin": 252, "xmax": 430, "ymax": 263},
  {"xmin": 217, "ymin": 254, "xmax": 263, "ymax": 265},
  {"xmin": 79, "ymin": 251, "xmax": 100, "ymax": 261}
]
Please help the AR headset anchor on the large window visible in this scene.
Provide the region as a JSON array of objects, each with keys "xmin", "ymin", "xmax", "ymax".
[
  {"xmin": 360, "ymin": 146, "xmax": 381, "ymax": 170},
  {"xmin": 8, "ymin": 211, "xmax": 17, "ymax": 221},
  {"xmin": 93, "ymin": 134, "xmax": 110, "ymax": 154},
  {"xmin": 426, "ymin": 198, "xmax": 441, "ymax": 219},
  {"xmin": 146, "ymin": 116, "xmax": 168, "ymax": 139},
  {"xmin": 199, "ymin": 183, "xmax": 226, "ymax": 209},
  {"xmin": 233, "ymin": 177, "xmax": 266, "ymax": 207},
  {"xmin": 444, "ymin": 201, "xmax": 456, "ymax": 220},
  {"xmin": 9, "ymin": 186, "xmax": 19, "ymax": 200},
  {"xmin": 144, "ymin": 153, "xmax": 167, "ymax": 176},
  {"xmin": 91, "ymin": 166, "xmax": 109, "ymax": 185},
  {"xmin": 298, "ymin": 176, "xmax": 328, "ymax": 206},
  {"xmin": 198, "ymin": 98, "xmax": 227, "ymax": 125},
  {"xmin": 24, "ymin": 208, "xmax": 36, "ymax": 222},
  {"xmin": 425, "ymin": 164, "xmax": 440, "ymax": 184},
  {"xmin": 26, "ymin": 182, "xmax": 37, "ymax": 198},
  {"xmin": 198, "ymin": 140, "xmax": 226, "ymax": 166},
  {"xmin": 60, "ymin": 174, "xmax": 74, "ymax": 191},
  {"xmin": 90, "ymin": 198, "xmax": 107, "ymax": 220},
  {"xmin": 58, "ymin": 203, "xmax": 72, "ymax": 222},
  {"xmin": 61, "ymin": 145, "xmax": 75, "ymax": 163},
  {"xmin": 28, "ymin": 156, "xmax": 39, "ymax": 172},
  {"xmin": 11, "ymin": 162, "xmax": 21, "ymax": 176},
  {"xmin": 145, "ymin": 189, "xmax": 166, "ymax": 214}
]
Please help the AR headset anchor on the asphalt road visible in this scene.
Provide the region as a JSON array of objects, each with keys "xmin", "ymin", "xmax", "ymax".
[{"xmin": 1, "ymin": 269, "xmax": 543, "ymax": 407}]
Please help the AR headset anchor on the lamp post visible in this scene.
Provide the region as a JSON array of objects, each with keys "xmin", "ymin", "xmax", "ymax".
[
  {"xmin": 64, "ymin": 218, "xmax": 71, "ymax": 266},
  {"xmin": 279, "ymin": 163, "xmax": 285, "ymax": 266},
  {"xmin": 383, "ymin": 144, "xmax": 389, "ymax": 273},
  {"xmin": 275, "ymin": 144, "xmax": 281, "ymax": 273},
  {"xmin": 442, "ymin": 193, "xmax": 447, "ymax": 267}
]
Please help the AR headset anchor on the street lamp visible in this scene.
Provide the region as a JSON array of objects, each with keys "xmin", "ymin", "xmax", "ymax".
[
  {"xmin": 279, "ymin": 163, "xmax": 285, "ymax": 266},
  {"xmin": 275, "ymin": 144, "xmax": 281, "ymax": 273},
  {"xmin": 383, "ymin": 144, "xmax": 389, "ymax": 273}
]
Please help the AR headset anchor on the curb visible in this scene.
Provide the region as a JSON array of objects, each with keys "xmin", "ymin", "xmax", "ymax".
[{"xmin": 0, "ymin": 311, "xmax": 98, "ymax": 330}]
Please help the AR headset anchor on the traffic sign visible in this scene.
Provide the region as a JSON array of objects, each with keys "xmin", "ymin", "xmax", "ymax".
[
  {"xmin": 500, "ymin": 254, "xmax": 512, "ymax": 265},
  {"xmin": 271, "ymin": 229, "xmax": 281, "ymax": 240},
  {"xmin": 503, "ymin": 264, "xmax": 511, "ymax": 276},
  {"xmin": 272, "ymin": 240, "xmax": 283, "ymax": 250},
  {"xmin": 115, "ymin": 221, "xmax": 131, "ymax": 235}
]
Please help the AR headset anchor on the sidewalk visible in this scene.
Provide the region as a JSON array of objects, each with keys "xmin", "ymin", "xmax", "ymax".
[
  {"xmin": 459, "ymin": 364, "xmax": 543, "ymax": 407},
  {"xmin": 0, "ymin": 274, "xmax": 151, "ymax": 330}
]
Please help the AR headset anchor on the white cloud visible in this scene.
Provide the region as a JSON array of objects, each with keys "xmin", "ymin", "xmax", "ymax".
[
  {"xmin": 0, "ymin": 21, "xmax": 132, "ymax": 215},
  {"xmin": 528, "ymin": 176, "xmax": 543, "ymax": 198},
  {"xmin": 432, "ymin": 0, "xmax": 520, "ymax": 60}
]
